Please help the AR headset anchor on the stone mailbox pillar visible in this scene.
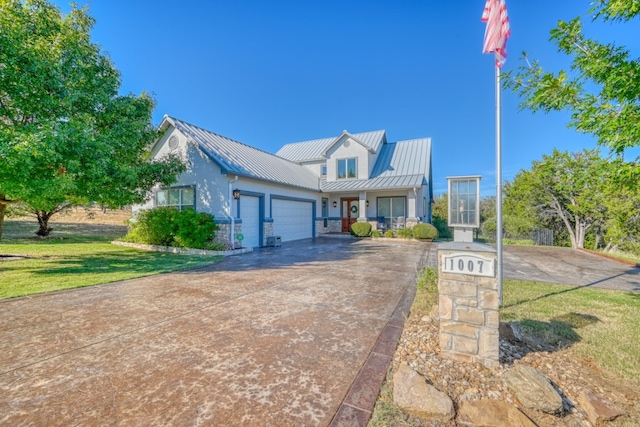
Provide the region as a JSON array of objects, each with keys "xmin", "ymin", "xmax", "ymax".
[{"xmin": 438, "ymin": 242, "xmax": 499, "ymax": 367}]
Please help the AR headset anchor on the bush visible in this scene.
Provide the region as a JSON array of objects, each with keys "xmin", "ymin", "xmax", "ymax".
[
  {"xmin": 432, "ymin": 215, "xmax": 451, "ymax": 239},
  {"xmin": 371, "ymin": 230, "xmax": 382, "ymax": 238},
  {"xmin": 350, "ymin": 222, "xmax": 372, "ymax": 237},
  {"xmin": 384, "ymin": 230, "xmax": 395, "ymax": 238},
  {"xmin": 413, "ymin": 223, "xmax": 439, "ymax": 240},
  {"xmin": 503, "ymin": 238, "xmax": 535, "ymax": 246},
  {"xmin": 397, "ymin": 227, "xmax": 413, "ymax": 238},
  {"xmin": 124, "ymin": 207, "xmax": 218, "ymax": 249}
]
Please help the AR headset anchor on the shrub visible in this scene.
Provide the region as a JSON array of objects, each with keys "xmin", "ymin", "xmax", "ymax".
[
  {"xmin": 173, "ymin": 209, "xmax": 219, "ymax": 249},
  {"xmin": 384, "ymin": 230, "xmax": 395, "ymax": 238},
  {"xmin": 124, "ymin": 207, "xmax": 218, "ymax": 249},
  {"xmin": 413, "ymin": 223, "xmax": 439, "ymax": 240},
  {"xmin": 503, "ymin": 238, "xmax": 535, "ymax": 246},
  {"xmin": 432, "ymin": 215, "xmax": 451, "ymax": 239},
  {"xmin": 371, "ymin": 230, "xmax": 382, "ymax": 238},
  {"xmin": 350, "ymin": 222, "xmax": 372, "ymax": 237},
  {"xmin": 397, "ymin": 227, "xmax": 413, "ymax": 238}
]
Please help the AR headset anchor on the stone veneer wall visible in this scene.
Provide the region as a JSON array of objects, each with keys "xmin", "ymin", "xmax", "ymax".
[{"xmin": 437, "ymin": 244, "xmax": 499, "ymax": 368}]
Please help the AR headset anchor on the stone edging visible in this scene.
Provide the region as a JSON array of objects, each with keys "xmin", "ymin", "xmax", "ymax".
[{"xmin": 111, "ymin": 241, "xmax": 253, "ymax": 256}]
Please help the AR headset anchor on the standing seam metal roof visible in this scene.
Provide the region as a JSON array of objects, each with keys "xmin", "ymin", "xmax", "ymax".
[
  {"xmin": 164, "ymin": 116, "xmax": 320, "ymax": 191},
  {"xmin": 276, "ymin": 130, "xmax": 387, "ymax": 163}
]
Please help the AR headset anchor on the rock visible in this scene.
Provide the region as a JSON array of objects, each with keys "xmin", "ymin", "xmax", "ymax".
[
  {"xmin": 577, "ymin": 389, "xmax": 626, "ymax": 425},
  {"xmin": 503, "ymin": 365, "xmax": 563, "ymax": 414},
  {"xmin": 457, "ymin": 400, "xmax": 537, "ymax": 427},
  {"xmin": 393, "ymin": 364, "xmax": 455, "ymax": 422},
  {"xmin": 429, "ymin": 304, "xmax": 440, "ymax": 322},
  {"xmin": 499, "ymin": 321, "xmax": 523, "ymax": 342}
]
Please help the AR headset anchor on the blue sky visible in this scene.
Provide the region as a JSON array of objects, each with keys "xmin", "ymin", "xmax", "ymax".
[{"xmin": 55, "ymin": 1, "xmax": 640, "ymax": 196}]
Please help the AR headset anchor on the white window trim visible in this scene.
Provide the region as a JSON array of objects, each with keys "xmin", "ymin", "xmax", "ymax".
[
  {"xmin": 336, "ymin": 157, "xmax": 358, "ymax": 180},
  {"xmin": 155, "ymin": 185, "xmax": 196, "ymax": 210}
]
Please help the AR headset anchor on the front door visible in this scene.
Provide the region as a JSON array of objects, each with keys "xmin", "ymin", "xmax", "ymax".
[{"xmin": 341, "ymin": 198, "xmax": 359, "ymax": 232}]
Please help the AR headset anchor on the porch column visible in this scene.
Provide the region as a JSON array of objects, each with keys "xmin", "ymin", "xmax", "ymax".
[
  {"xmin": 407, "ymin": 188, "xmax": 419, "ymax": 225},
  {"xmin": 357, "ymin": 191, "xmax": 367, "ymax": 222}
]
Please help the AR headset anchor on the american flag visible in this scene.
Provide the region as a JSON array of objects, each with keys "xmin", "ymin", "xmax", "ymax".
[{"xmin": 482, "ymin": 0, "xmax": 511, "ymax": 68}]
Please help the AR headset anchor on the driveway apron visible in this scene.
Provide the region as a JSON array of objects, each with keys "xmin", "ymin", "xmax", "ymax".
[{"xmin": 0, "ymin": 238, "xmax": 428, "ymax": 426}]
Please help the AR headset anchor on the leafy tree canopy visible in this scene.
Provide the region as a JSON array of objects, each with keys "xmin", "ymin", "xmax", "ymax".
[
  {"xmin": 0, "ymin": 0, "xmax": 185, "ymax": 238},
  {"xmin": 504, "ymin": 0, "xmax": 640, "ymax": 180}
]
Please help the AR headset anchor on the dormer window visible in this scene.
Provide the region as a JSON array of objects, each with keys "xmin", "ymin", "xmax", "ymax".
[{"xmin": 337, "ymin": 158, "xmax": 357, "ymax": 179}]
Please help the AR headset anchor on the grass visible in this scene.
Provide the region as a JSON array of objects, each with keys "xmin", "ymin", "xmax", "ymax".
[
  {"xmin": 501, "ymin": 279, "xmax": 640, "ymax": 387},
  {"xmin": 0, "ymin": 220, "xmax": 221, "ymax": 299}
]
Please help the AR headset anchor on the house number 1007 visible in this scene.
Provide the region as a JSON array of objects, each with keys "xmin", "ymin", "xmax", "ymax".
[{"xmin": 442, "ymin": 253, "xmax": 495, "ymax": 278}]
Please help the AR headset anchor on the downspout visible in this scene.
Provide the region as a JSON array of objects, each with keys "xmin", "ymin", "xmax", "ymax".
[{"xmin": 228, "ymin": 175, "xmax": 238, "ymax": 248}]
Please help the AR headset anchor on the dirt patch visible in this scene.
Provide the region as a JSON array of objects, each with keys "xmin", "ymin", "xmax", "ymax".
[{"xmin": 50, "ymin": 207, "xmax": 132, "ymax": 225}]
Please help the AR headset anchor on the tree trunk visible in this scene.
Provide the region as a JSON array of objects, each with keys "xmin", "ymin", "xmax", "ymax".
[{"xmin": 35, "ymin": 210, "xmax": 54, "ymax": 237}]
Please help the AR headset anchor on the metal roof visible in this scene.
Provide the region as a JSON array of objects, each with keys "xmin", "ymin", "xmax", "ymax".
[
  {"xmin": 321, "ymin": 174, "xmax": 426, "ymax": 192},
  {"xmin": 162, "ymin": 116, "xmax": 320, "ymax": 191},
  {"xmin": 276, "ymin": 130, "xmax": 387, "ymax": 163},
  {"xmin": 370, "ymin": 137, "xmax": 432, "ymax": 178}
]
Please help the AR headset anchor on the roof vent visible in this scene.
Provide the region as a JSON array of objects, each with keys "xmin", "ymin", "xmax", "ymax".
[{"xmin": 168, "ymin": 135, "xmax": 179, "ymax": 151}]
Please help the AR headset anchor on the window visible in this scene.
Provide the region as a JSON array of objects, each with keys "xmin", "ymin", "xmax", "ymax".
[
  {"xmin": 448, "ymin": 178, "xmax": 479, "ymax": 227},
  {"xmin": 321, "ymin": 198, "xmax": 329, "ymax": 217},
  {"xmin": 155, "ymin": 186, "xmax": 195, "ymax": 210},
  {"xmin": 321, "ymin": 165, "xmax": 327, "ymax": 176},
  {"xmin": 337, "ymin": 158, "xmax": 357, "ymax": 179},
  {"xmin": 377, "ymin": 197, "xmax": 406, "ymax": 229}
]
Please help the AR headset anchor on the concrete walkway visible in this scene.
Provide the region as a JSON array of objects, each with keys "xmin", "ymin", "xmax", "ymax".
[{"xmin": 0, "ymin": 238, "xmax": 430, "ymax": 426}]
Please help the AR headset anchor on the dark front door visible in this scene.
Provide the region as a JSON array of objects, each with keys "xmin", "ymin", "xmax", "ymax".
[{"xmin": 341, "ymin": 198, "xmax": 359, "ymax": 232}]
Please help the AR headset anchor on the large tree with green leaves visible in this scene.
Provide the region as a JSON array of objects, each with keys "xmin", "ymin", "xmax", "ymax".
[
  {"xmin": 0, "ymin": 0, "xmax": 184, "ymax": 239},
  {"xmin": 505, "ymin": 0, "xmax": 640, "ymax": 179},
  {"xmin": 504, "ymin": 149, "xmax": 621, "ymax": 249}
]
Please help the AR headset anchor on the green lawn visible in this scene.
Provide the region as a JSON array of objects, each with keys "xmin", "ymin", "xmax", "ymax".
[
  {"xmin": 501, "ymin": 279, "xmax": 640, "ymax": 386},
  {"xmin": 0, "ymin": 220, "xmax": 221, "ymax": 299}
]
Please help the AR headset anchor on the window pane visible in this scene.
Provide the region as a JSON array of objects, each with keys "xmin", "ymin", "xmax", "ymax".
[
  {"xmin": 156, "ymin": 190, "xmax": 167, "ymax": 206},
  {"xmin": 378, "ymin": 198, "xmax": 391, "ymax": 218},
  {"xmin": 321, "ymin": 165, "xmax": 327, "ymax": 176},
  {"xmin": 347, "ymin": 158, "xmax": 357, "ymax": 178},
  {"xmin": 168, "ymin": 189, "xmax": 180, "ymax": 205},
  {"xmin": 182, "ymin": 187, "xmax": 195, "ymax": 207},
  {"xmin": 391, "ymin": 197, "xmax": 405, "ymax": 217},
  {"xmin": 322, "ymin": 198, "xmax": 328, "ymax": 217},
  {"xmin": 337, "ymin": 159, "xmax": 346, "ymax": 179}
]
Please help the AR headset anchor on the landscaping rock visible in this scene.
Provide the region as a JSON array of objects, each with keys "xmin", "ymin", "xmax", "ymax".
[
  {"xmin": 503, "ymin": 364, "xmax": 563, "ymax": 414},
  {"xmin": 499, "ymin": 321, "xmax": 523, "ymax": 342},
  {"xmin": 577, "ymin": 389, "xmax": 626, "ymax": 425},
  {"xmin": 457, "ymin": 399, "xmax": 537, "ymax": 427},
  {"xmin": 393, "ymin": 364, "xmax": 455, "ymax": 422}
]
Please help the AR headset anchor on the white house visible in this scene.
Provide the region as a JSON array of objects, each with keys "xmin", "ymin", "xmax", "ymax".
[{"xmin": 138, "ymin": 115, "xmax": 433, "ymax": 248}]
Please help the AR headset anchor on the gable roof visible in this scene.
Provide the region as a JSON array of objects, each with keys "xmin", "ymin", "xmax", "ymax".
[
  {"xmin": 320, "ymin": 137, "xmax": 432, "ymax": 192},
  {"xmin": 160, "ymin": 116, "xmax": 320, "ymax": 191},
  {"xmin": 276, "ymin": 130, "xmax": 387, "ymax": 163}
]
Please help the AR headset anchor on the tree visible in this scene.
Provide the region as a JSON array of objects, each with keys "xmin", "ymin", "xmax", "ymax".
[
  {"xmin": 504, "ymin": 149, "xmax": 618, "ymax": 249},
  {"xmin": 0, "ymin": 0, "xmax": 184, "ymax": 239},
  {"xmin": 431, "ymin": 193, "xmax": 452, "ymax": 239},
  {"xmin": 504, "ymin": 0, "xmax": 640, "ymax": 180}
]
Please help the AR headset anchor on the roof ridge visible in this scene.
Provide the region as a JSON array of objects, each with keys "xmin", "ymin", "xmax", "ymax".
[{"xmin": 167, "ymin": 116, "xmax": 309, "ymax": 167}]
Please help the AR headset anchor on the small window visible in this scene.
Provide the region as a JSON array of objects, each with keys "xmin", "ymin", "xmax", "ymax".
[
  {"xmin": 155, "ymin": 186, "xmax": 196, "ymax": 210},
  {"xmin": 337, "ymin": 158, "xmax": 357, "ymax": 179},
  {"xmin": 322, "ymin": 198, "xmax": 329, "ymax": 217},
  {"xmin": 321, "ymin": 165, "xmax": 327, "ymax": 176}
]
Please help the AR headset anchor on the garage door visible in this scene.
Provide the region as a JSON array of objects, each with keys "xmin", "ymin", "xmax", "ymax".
[
  {"xmin": 272, "ymin": 199, "xmax": 313, "ymax": 242},
  {"xmin": 239, "ymin": 196, "xmax": 260, "ymax": 247}
]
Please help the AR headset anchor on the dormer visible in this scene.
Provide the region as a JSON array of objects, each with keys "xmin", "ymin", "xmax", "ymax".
[
  {"xmin": 324, "ymin": 131, "xmax": 382, "ymax": 181},
  {"xmin": 276, "ymin": 129, "xmax": 387, "ymax": 180}
]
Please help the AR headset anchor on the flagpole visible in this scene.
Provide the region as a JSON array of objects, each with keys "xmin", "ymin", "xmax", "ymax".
[{"xmin": 495, "ymin": 64, "xmax": 503, "ymax": 305}]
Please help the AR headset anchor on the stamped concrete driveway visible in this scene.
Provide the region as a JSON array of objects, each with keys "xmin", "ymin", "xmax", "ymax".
[
  {"xmin": 0, "ymin": 238, "xmax": 428, "ymax": 426},
  {"xmin": 503, "ymin": 245, "xmax": 640, "ymax": 292}
]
